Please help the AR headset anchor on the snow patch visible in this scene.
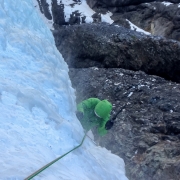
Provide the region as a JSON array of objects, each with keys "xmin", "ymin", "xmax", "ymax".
[
  {"xmin": 101, "ymin": 12, "xmax": 114, "ymax": 24},
  {"xmin": 40, "ymin": 0, "xmax": 114, "ymax": 25},
  {"xmin": 126, "ymin": 19, "xmax": 151, "ymax": 35},
  {"xmin": 127, "ymin": 92, "xmax": 133, "ymax": 97},
  {"xmin": 62, "ymin": 0, "xmax": 95, "ymax": 23},
  {"xmin": 162, "ymin": 1, "xmax": 173, "ymax": 6},
  {"xmin": 114, "ymin": 82, "xmax": 121, "ymax": 86}
]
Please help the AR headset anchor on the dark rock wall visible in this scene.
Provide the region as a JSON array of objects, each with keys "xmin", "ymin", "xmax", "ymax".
[
  {"xmin": 36, "ymin": 0, "xmax": 52, "ymax": 20},
  {"xmin": 36, "ymin": 0, "xmax": 66, "ymax": 26},
  {"xmin": 53, "ymin": 23, "xmax": 180, "ymax": 82},
  {"xmin": 69, "ymin": 67, "xmax": 180, "ymax": 180},
  {"xmin": 111, "ymin": 2, "xmax": 180, "ymax": 41},
  {"xmin": 51, "ymin": 0, "xmax": 66, "ymax": 26},
  {"xmin": 87, "ymin": 0, "xmax": 180, "ymax": 8},
  {"xmin": 87, "ymin": 1, "xmax": 180, "ymax": 41}
]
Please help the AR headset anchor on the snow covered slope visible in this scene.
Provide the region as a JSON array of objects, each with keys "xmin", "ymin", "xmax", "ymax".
[
  {"xmin": 36, "ymin": 0, "xmax": 150, "ymax": 35},
  {"xmin": 0, "ymin": 0, "xmax": 128, "ymax": 179}
]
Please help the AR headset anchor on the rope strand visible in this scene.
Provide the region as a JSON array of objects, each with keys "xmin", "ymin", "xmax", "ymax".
[{"xmin": 24, "ymin": 131, "xmax": 87, "ymax": 180}]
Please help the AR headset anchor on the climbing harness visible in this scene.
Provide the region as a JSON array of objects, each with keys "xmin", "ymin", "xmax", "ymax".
[{"xmin": 24, "ymin": 131, "xmax": 88, "ymax": 180}]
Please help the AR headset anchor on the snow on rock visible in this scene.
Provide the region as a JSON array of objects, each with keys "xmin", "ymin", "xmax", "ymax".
[
  {"xmin": 42, "ymin": 0, "xmax": 114, "ymax": 24},
  {"xmin": 0, "ymin": 0, "xmax": 128, "ymax": 179},
  {"xmin": 126, "ymin": 19, "xmax": 151, "ymax": 35},
  {"xmin": 62, "ymin": 0, "xmax": 114, "ymax": 24},
  {"xmin": 162, "ymin": 1, "xmax": 173, "ymax": 6},
  {"xmin": 62, "ymin": 0, "xmax": 95, "ymax": 23},
  {"xmin": 101, "ymin": 12, "xmax": 114, "ymax": 24}
]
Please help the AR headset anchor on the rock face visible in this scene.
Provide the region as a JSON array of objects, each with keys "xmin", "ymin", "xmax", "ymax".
[
  {"xmin": 36, "ymin": 0, "xmax": 52, "ymax": 20},
  {"xmin": 37, "ymin": 0, "xmax": 66, "ymax": 26},
  {"xmin": 111, "ymin": 2, "xmax": 180, "ymax": 41},
  {"xmin": 53, "ymin": 23, "xmax": 180, "ymax": 82},
  {"xmin": 51, "ymin": 0, "xmax": 67, "ymax": 26},
  {"xmin": 37, "ymin": 0, "xmax": 180, "ymax": 41},
  {"xmin": 69, "ymin": 67, "xmax": 180, "ymax": 180},
  {"xmin": 87, "ymin": 0, "xmax": 180, "ymax": 8},
  {"xmin": 87, "ymin": 1, "xmax": 180, "ymax": 41}
]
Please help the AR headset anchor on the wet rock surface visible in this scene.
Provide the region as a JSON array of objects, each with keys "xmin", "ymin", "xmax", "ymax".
[
  {"xmin": 69, "ymin": 67, "xmax": 180, "ymax": 180},
  {"xmin": 53, "ymin": 23, "xmax": 180, "ymax": 82}
]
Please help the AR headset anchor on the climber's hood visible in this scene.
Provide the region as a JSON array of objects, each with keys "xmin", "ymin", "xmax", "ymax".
[{"xmin": 95, "ymin": 100, "xmax": 112, "ymax": 119}]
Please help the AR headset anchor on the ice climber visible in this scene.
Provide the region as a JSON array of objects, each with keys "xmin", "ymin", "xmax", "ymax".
[{"xmin": 76, "ymin": 98, "xmax": 113, "ymax": 136}]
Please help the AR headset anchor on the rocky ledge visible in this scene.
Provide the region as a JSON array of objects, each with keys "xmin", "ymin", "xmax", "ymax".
[{"xmin": 53, "ymin": 23, "xmax": 180, "ymax": 82}]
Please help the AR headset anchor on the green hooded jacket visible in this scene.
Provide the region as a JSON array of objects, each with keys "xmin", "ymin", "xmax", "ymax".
[{"xmin": 77, "ymin": 98, "xmax": 112, "ymax": 136}]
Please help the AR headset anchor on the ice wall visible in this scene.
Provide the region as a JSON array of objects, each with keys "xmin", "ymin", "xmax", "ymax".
[{"xmin": 0, "ymin": 0, "xmax": 128, "ymax": 179}]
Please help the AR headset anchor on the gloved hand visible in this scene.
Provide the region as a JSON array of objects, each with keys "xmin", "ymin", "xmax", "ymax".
[
  {"xmin": 105, "ymin": 120, "xmax": 114, "ymax": 130},
  {"xmin": 76, "ymin": 111, "xmax": 84, "ymax": 120}
]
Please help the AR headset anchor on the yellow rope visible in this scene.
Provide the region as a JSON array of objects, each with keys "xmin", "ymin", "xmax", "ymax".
[{"xmin": 24, "ymin": 132, "xmax": 87, "ymax": 180}]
